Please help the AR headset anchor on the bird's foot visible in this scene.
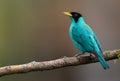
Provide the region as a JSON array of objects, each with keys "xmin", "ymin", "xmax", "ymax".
[
  {"xmin": 90, "ymin": 53, "xmax": 93, "ymax": 57},
  {"xmin": 89, "ymin": 53, "xmax": 96, "ymax": 60},
  {"xmin": 73, "ymin": 53, "xmax": 84, "ymax": 58}
]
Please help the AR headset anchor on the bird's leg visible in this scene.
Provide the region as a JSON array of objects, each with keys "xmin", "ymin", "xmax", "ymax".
[
  {"xmin": 89, "ymin": 53, "xmax": 95, "ymax": 60},
  {"xmin": 73, "ymin": 52, "xmax": 84, "ymax": 58},
  {"xmin": 90, "ymin": 53, "xmax": 93, "ymax": 57}
]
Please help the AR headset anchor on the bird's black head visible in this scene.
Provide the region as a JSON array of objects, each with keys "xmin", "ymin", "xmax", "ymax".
[{"xmin": 70, "ymin": 12, "xmax": 82, "ymax": 23}]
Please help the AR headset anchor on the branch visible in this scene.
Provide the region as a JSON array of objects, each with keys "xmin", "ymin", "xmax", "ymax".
[{"xmin": 0, "ymin": 49, "xmax": 120, "ymax": 77}]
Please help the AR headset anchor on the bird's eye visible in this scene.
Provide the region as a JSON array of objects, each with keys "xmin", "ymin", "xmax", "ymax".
[{"xmin": 74, "ymin": 14, "xmax": 78, "ymax": 17}]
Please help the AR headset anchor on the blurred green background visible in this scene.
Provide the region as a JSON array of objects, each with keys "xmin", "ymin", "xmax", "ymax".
[{"xmin": 0, "ymin": 0, "xmax": 120, "ymax": 81}]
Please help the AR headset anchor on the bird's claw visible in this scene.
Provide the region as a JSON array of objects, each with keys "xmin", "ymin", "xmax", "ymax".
[{"xmin": 73, "ymin": 53, "xmax": 83, "ymax": 58}]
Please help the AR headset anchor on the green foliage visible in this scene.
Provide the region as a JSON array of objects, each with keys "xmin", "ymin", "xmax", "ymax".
[
  {"xmin": 116, "ymin": 50, "xmax": 120, "ymax": 60},
  {"xmin": 104, "ymin": 51, "xmax": 110, "ymax": 57},
  {"xmin": 113, "ymin": 50, "xmax": 120, "ymax": 64}
]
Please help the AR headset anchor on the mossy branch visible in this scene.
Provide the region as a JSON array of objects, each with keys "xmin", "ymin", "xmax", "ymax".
[{"xmin": 0, "ymin": 49, "xmax": 119, "ymax": 77}]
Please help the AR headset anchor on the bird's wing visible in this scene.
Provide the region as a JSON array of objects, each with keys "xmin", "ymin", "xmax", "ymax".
[
  {"xmin": 84, "ymin": 24, "xmax": 103, "ymax": 54},
  {"xmin": 93, "ymin": 35, "xmax": 103, "ymax": 54},
  {"xmin": 88, "ymin": 35, "xmax": 103, "ymax": 57},
  {"xmin": 71, "ymin": 24, "xmax": 102, "ymax": 53},
  {"xmin": 72, "ymin": 32, "xmax": 102, "ymax": 54},
  {"xmin": 72, "ymin": 32, "xmax": 95, "ymax": 52}
]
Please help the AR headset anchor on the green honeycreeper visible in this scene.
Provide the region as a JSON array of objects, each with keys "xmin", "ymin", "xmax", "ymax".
[{"xmin": 64, "ymin": 12, "xmax": 109, "ymax": 69}]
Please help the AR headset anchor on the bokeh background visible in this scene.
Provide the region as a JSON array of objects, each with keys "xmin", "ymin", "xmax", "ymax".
[{"xmin": 0, "ymin": 0, "xmax": 120, "ymax": 81}]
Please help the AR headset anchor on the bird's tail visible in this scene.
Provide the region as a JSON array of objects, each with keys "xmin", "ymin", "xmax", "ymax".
[{"xmin": 98, "ymin": 56, "xmax": 109, "ymax": 69}]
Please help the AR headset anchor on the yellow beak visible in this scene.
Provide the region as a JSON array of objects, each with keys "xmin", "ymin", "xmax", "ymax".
[{"xmin": 63, "ymin": 12, "xmax": 72, "ymax": 16}]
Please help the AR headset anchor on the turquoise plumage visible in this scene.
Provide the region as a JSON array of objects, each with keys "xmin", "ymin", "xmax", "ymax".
[{"xmin": 64, "ymin": 12, "xmax": 109, "ymax": 69}]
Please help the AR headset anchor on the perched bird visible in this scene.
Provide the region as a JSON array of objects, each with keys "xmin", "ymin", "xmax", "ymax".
[{"xmin": 63, "ymin": 12, "xmax": 109, "ymax": 69}]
